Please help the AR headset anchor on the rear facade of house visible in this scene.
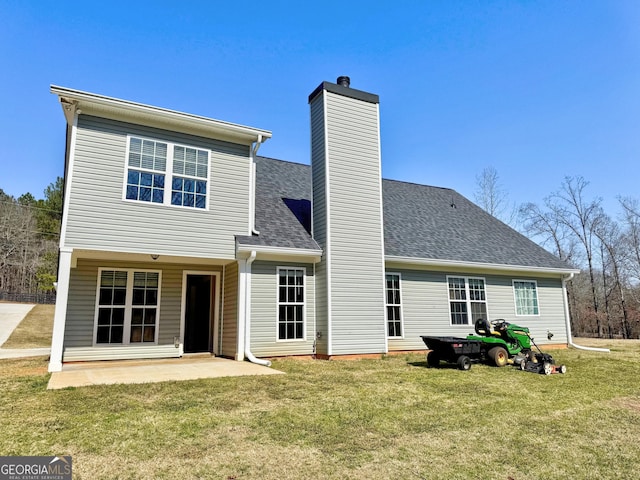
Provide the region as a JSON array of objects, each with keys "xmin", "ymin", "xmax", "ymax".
[{"xmin": 48, "ymin": 79, "xmax": 577, "ymax": 372}]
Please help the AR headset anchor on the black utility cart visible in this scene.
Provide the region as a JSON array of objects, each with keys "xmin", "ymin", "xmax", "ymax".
[{"xmin": 420, "ymin": 336, "xmax": 483, "ymax": 370}]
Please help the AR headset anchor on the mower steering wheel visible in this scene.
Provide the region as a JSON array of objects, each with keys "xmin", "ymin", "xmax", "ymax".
[{"xmin": 491, "ymin": 319, "xmax": 507, "ymax": 327}]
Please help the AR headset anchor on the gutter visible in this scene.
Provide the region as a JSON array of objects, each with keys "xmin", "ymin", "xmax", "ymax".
[
  {"xmin": 385, "ymin": 255, "xmax": 580, "ymax": 276},
  {"xmin": 236, "ymin": 244, "xmax": 322, "ymax": 263},
  {"xmin": 562, "ymin": 273, "xmax": 610, "ymax": 353},
  {"xmin": 243, "ymin": 250, "xmax": 272, "ymax": 367}
]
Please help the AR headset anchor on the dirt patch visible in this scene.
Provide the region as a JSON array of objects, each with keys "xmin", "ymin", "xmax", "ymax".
[
  {"xmin": 0, "ymin": 358, "xmax": 49, "ymax": 378},
  {"xmin": 611, "ymin": 397, "xmax": 640, "ymax": 413}
]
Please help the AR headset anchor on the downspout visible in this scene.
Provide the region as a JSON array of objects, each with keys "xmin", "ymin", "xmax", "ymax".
[
  {"xmin": 563, "ymin": 273, "xmax": 610, "ymax": 353},
  {"xmin": 244, "ymin": 250, "xmax": 272, "ymax": 366},
  {"xmin": 250, "ymin": 135, "xmax": 264, "ymax": 235}
]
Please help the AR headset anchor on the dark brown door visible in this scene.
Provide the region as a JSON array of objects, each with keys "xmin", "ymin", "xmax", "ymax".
[{"xmin": 184, "ymin": 275, "xmax": 212, "ymax": 353}]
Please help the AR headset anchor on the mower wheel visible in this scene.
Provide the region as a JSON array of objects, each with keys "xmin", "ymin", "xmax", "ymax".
[
  {"xmin": 457, "ymin": 355, "xmax": 472, "ymax": 371},
  {"xmin": 427, "ymin": 351, "xmax": 440, "ymax": 368},
  {"xmin": 488, "ymin": 347, "xmax": 508, "ymax": 367},
  {"xmin": 543, "ymin": 363, "xmax": 552, "ymax": 375}
]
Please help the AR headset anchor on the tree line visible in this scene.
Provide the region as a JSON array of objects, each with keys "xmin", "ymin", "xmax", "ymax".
[
  {"xmin": 0, "ymin": 177, "xmax": 62, "ymax": 296},
  {"xmin": 475, "ymin": 168, "xmax": 640, "ymax": 339}
]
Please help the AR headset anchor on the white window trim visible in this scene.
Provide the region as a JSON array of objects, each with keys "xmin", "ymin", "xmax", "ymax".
[
  {"xmin": 512, "ymin": 279, "xmax": 541, "ymax": 317},
  {"xmin": 93, "ymin": 267, "xmax": 162, "ymax": 346},
  {"xmin": 275, "ymin": 266, "xmax": 307, "ymax": 342},
  {"xmin": 446, "ymin": 275, "xmax": 489, "ymax": 327},
  {"xmin": 122, "ymin": 134, "xmax": 211, "ymax": 210},
  {"xmin": 385, "ymin": 272, "xmax": 404, "ymax": 339}
]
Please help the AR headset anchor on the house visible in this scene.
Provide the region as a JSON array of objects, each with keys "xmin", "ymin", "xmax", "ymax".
[{"xmin": 47, "ymin": 77, "xmax": 578, "ymax": 372}]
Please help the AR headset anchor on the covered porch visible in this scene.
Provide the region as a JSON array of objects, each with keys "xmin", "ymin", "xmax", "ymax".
[{"xmin": 49, "ymin": 248, "xmax": 242, "ymax": 371}]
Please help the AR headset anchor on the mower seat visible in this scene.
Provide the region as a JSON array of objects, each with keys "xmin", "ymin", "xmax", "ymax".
[{"xmin": 474, "ymin": 318, "xmax": 493, "ymax": 336}]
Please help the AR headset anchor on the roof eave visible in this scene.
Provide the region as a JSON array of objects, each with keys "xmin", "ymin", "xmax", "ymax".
[
  {"xmin": 385, "ymin": 255, "xmax": 579, "ymax": 276},
  {"xmin": 50, "ymin": 85, "xmax": 272, "ymax": 145}
]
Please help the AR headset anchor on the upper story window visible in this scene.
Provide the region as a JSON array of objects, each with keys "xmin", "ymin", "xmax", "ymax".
[
  {"xmin": 513, "ymin": 280, "xmax": 539, "ymax": 315},
  {"xmin": 124, "ymin": 136, "xmax": 209, "ymax": 209},
  {"xmin": 447, "ymin": 276, "xmax": 488, "ymax": 326}
]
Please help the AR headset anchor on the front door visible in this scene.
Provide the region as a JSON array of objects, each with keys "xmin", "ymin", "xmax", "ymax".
[{"xmin": 184, "ymin": 275, "xmax": 213, "ymax": 353}]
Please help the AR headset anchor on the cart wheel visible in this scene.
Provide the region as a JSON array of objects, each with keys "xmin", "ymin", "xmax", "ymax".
[
  {"xmin": 427, "ymin": 351, "xmax": 440, "ymax": 368},
  {"xmin": 488, "ymin": 347, "xmax": 508, "ymax": 367},
  {"xmin": 543, "ymin": 362, "xmax": 552, "ymax": 375},
  {"xmin": 559, "ymin": 364, "xmax": 567, "ymax": 374},
  {"xmin": 457, "ymin": 355, "xmax": 472, "ymax": 371}
]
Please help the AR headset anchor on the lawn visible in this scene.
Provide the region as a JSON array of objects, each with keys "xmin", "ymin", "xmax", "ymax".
[
  {"xmin": 0, "ymin": 340, "xmax": 639, "ymax": 479},
  {"xmin": 1, "ymin": 304, "xmax": 54, "ymax": 348}
]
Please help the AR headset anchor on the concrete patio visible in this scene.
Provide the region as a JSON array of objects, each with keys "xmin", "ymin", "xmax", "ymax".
[{"xmin": 47, "ymin": 355, "xmax": 284, "ymax": 389}]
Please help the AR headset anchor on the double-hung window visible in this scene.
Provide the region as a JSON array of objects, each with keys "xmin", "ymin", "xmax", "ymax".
[
  {"xmin": 385, "ymin": 273, "xmax": 403, "ymax": 338},
  {"xmin": 447, "ymin": 276, "xmax": 487, "ymax": 326},
  {"xmin": 277, "ymin": 267, "xmax": 305, "ymax": 340},
  {"xmin": 171, "ymin": 145, "xmax": 208, "ymax": 208},
  {"xmin": 513, "ymin": 280, "xmax": 539, "ymax": 315},
  {"xmin": 95, "ymin": 269, "xmax": 161, "ymax": 345},
  {"xmin": 125, "ymin": 136, "xmax": 209, "ymax": 209}
]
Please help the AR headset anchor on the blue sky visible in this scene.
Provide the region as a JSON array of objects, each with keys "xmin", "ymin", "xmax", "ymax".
[{"xmin": 1, "ymin": 1, "xmax": 638, "ymax": 217}]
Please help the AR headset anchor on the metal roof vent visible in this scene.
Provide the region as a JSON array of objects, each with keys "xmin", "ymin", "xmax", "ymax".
[{"xmin": 337, "ymin": 76, "xmax": 350, "ymax": 88}]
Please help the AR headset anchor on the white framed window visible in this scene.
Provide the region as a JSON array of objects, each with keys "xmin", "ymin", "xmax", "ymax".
[
  {"xmin": 277, "ymin": 267, "xmax": 305, "ymax": 341},
  {"xmin": 447, "ymin": 276, "xmax": 488, "ymax": 326},
  {"xmin": 513, "ymin": 280, "xmax": 540, "ymax": 316},
  {"xmin": 385, "ymin": 273, "xmax": 403, "ymax": 338},
  {"xmin": 124, "ymin": 135, "xmax": 209, "ymax": 209},
  {"xmin": 94, "ymin": 268, "xmax": 161, "ymax": 345}
]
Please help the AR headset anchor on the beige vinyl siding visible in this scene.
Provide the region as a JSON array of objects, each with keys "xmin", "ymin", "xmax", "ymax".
[
  {"xmin": 386, "ymin": 269, "xmax": 568, "ymax": 351},
  {"xmin": 63, "ymin": 258, "xmax": 224, "ymax": 360},
  {"xmin": 310, "ymin": 97, "xmax": 328, "ymax": 355},
  {"xmin": 250, "ymin": 261, "xmax": 315, "ymax": 356},
  {"xmin": 64, "ymin": 115, "xmax": 251, "ymax": 259},
  {"xmin": 321, "ymin": 91, "xmax": 386, "ymax": 355},
  {"xmin": 221, "ymin": 261, "xmax": 239, "ymax": 358}
]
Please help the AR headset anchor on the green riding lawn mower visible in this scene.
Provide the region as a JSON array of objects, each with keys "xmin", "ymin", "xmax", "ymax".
[{"xmin": 421, "ymin": 319, "xmax": 567, "ymax": 375}]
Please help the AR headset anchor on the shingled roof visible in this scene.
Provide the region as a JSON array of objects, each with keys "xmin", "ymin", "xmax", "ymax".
[{"xmin": 237, "ymin": 156, "xmax": 571, "ymax": 271}]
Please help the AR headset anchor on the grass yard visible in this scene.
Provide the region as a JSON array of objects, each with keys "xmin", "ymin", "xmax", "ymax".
[
  {"xmin": 1, "ymin": 304, "xmax": 54, "ymax": 348},
  {"xmin": 0, "ymin": 340, "xmax": 639, "ymax": 479}
]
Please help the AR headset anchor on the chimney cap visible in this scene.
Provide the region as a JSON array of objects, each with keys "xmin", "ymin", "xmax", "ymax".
[{"xmin": 337, "ymin": 76, "xmax": 350, "ymax": 87}]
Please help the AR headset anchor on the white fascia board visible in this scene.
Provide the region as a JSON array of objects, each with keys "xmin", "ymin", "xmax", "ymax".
[
  {"xmin": 385, "ymin": 255, "xmax": 580, "ymax": 276},
  {"xmin": 50, "ymin": 85, "xmax": 272, "ymax": 145},
  {"xmin": 236, "ymin": 244, "xmax": 322, "ymax": 263}
]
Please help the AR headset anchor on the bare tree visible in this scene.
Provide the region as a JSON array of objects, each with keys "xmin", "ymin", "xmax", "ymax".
[
  {"xmin": 519, "ymin": 201, "xmax": 577, "ymax": 263},
  {"xmin": 547, "ymin": 177, "xmax": 604, "ymax": 336},
  {"xmin": 474, "ymin": 166, "xmax": 517, "ymax": 226},
  {"xmin": 0, "ymin": 179, "xmax": 62, "ymax": 296},
  {"xmin": 619, "ymin": 197, "xmax": 640, "ymax": 283},
  {"xmin": 519, "ymin": 199, "xmax": 586, "ymax": 334},
  {"xmin": 595, "ymin": 215, "xmax": 631, "ymax": 338}
]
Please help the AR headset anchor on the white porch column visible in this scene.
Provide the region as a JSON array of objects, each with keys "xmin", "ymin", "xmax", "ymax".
[{"xmin": 48, "ymin": 247, "xmax": 73, "ymax": 372}]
